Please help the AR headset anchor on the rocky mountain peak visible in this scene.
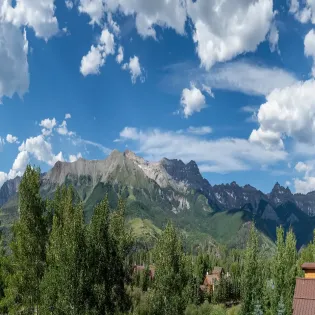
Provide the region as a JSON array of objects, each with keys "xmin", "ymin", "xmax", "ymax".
[
  {"xmin": 270, "ymin": 182, "xmax": 294, "ymax": 206},
  {"xmin": 0, "ymin": 176, "xmax": 21, "ymax": 207}
]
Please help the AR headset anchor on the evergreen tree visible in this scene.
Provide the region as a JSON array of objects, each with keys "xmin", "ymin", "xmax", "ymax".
[
  {"xmin": 241, "ymin": 223, "xmax": 261, "ymax": 314},
  {"xmin": 40, "ymin": 186, "xmax": 87, "ymax": 314},
  {"xmin": 4, "ymin": 166, "xmax": 47, "ymax": 314},
  {"xmin": 149, "ymin": 222, "xmax": 191, "ymax": 315}
]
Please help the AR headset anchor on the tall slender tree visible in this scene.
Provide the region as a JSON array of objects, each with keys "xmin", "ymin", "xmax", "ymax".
[
  {"xmin": 149, "ymin": 222, "xmax": 192, "ymax": 315},
  {"xmin": 40, "ymin": 186, "xmax": 87, "ymax": 314},
  {"xmin": 241, "ymin": 223, "xmax": 261, "ymax": 314},
  {"xmin": 4, "ymin": 165, "xmax": 47, "ymax": 314}
]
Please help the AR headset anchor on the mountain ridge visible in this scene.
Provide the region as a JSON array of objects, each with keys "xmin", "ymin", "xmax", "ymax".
[{"xmin": 1, "ymin": 149, "xmax": 315, "ymax": 249}]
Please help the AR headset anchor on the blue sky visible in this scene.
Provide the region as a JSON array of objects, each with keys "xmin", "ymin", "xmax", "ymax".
[{"xmin": 1, "ymin": 0, "xmax": 315, "ymax": 194}]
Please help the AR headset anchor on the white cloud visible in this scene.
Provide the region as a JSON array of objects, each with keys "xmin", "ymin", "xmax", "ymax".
[
  {"xmin": 116, "ymin": 46, "xmax": 124, "ymax": 64},
  {"xmin": 290, "ymin": 0, "xmax": 315, "ymax": 24},
  {"xmin": 65, "ymin": 113, "xmax": 71, "ymax": 119},
  {"xmin": 295, "ymin": 161, "xmax": 312, "ymax": 173},
  {"xmin": 0, "ymin": 172, "xmax": 8, "ymax": 188},
  {"xmin": 0, "ymin": 137, "xmax": 5, "ymax": 151},
  {"xmin": 69, "ymin": 152, "xmax": 83, "ymax": 162},
  {"xmin": 305, "ymin": 29, "xmax": 315, "ymax": 77},
  {"xmin": 40, "ymin": 117, "xmax": 57, "ymax": 136},
  {"xmin": 19, "ymin": 135, "xmax": 64, "ymax": 166},
  {"xmin": 187, "ymin": 126, "xmax": 212, "ymax": 135},
  {"xmin": 107, "ymin": 12, "xmax": 120, "ymax": 35},
  {"xmin": 118, "ymin": 127, "xmax": 287, "ymax": 173},
  {"xmin": 201, "ymin": 84, "xmax": 214, "ymax": 98},
  {"xmin": 80, "ymin": 28, "xmax": 115, "ymax": 76},
  {"xmin": 250, "ymin": 79, "xmax": 315, "ymax": 149},
  {"xmin": 56, "ymin": 120, "xmax": 75, "ymax": 136},
  {"xmin": 203, "ymin": 61, "xmax": 297, "ymax": 96},
  {"xmin": 285, "ymin": 180, "xmax": 291, "ymax": 187},
  {"xmin": 78, "ymin": 0, "xmax": 106, "ymax": 25},
  {"xmin": 72, "ymin": 138, "xmax": 111, "ymax": 155},
  {"xmin": 0, "ymin": 23, "xmax": 29, "ymax": 102},
  {"xmin": 187, "ymin": 0, "xmax": 274, "ymax": 70},
  {"xmin": 96, "ymin": 0, "xmax": 186, "ymax": 39},
  {"xmin": 268, "ymin": 22, "xmax": 279, "ymax": 53},
  {"xmin": 8, "ymin": 150, "xmax": 29, "ymax": 178},
  {"xmin": 80, "ymin": 45, "xmax": 104, "ymax": 76},
  {"xmin": 6, "ymin": 134, "xmax": 18, "ymax": 144},
  {"xmin": 0, "ymin": 0, "xmax": 59, "ymax": 39},
  {"xmin": 180, "ymin": 83, "xmax": 206, "ymax": 118},
  {"xmin": 40, "ymin": 118, "xmax": 57, "ymax": 130},
  {"xmin": 65, "ymin": 0, "xmax": 73, "ymax": 10},
  {"xmin": 164, "ymin": 60, "xmax": 297, "ymax": 97},
  {"xmin": 123, "ymin": 56, "xmax": 144, "ymax": 84}
]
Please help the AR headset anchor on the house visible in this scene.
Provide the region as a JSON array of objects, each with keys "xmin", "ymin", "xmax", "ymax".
[
  {"xmin": 200, "ymin": 266, "xmax": 225, "ymax": 293},
  {"xmin": 293, "ymin": 263, "xmax": 315, "ymax": 315}
]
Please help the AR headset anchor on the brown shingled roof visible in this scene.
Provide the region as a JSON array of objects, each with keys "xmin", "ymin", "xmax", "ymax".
[{"xmin": 293, "ymin": 278, "xmax": 315, "ymax": 315}]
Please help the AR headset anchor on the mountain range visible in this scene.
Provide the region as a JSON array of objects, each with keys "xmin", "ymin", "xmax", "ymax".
[{"xmin": 1, "ymin": 149, "xmax": 315, "ymax": 250}]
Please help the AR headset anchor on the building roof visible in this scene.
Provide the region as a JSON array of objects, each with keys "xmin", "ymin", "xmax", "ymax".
[
  {"xmin": 204, "ymin": 274, "xmax": 219, "ymax": 286},
  {"xmin": 301, "ymin": 263, "xmax": 315, "ymax": 270},
  {"xmin": 293, "ymin": 278, "xmax": 315, "ymax": 315}
]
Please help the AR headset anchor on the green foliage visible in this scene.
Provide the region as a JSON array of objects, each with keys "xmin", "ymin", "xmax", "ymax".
[
  {"xmin": 4, "ymin": 165, "xmax": 47, "ymax": 314},
  {"xmin": 241, "ymin": 223, "xmax": 261, "ymax": 315},
  {"xmin": 149, "ymin": 222, "xmax": 192, "ymax": 315},
  {"xmin": 40, "ymin": 186, "xmax": 88, "ymax": 314}
]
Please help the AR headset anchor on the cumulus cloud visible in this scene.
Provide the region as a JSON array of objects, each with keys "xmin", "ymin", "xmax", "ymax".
[
  {"xmin": 0, "ymin": 172, "xmax": 8, "ymax": 188},
  {"xmin": 305, "ymin": 29, "xmax": 315, "ymax": 77},
  {"xmin": 116, "ymin": 46, "xmax": 124, "ymax": 64},
  {"xmin": 187, "ymin": 0, "xmax": 274, "ymax": 70},
  {"xmin": 180, "ymin": 84, "xmax": 206, "ymax": 118},
  {"xmin": 80, "ymin": 0, "xmax": 186, "ymax": 38},
  {"xmin": 250, "ymin": 79, "xmax": 315, "ymax": 149},
  {"xmin": 69, "ymin": 152, "xmax": 83, "ymax": 162},
  {"xmin": 19, "ymin": 135, "xmax": 64, "ymax": 166},
  {"xmin": 8, "ymin": 150, "xmax": 29, "ymax": 178},
  {"xmin": 118, "ymin": 127, "xmax": 287, "ymax": 173},
  {"xmin": 78, "ymin": 0, "xmax": 106, "ymax": 25},
  {"xmin": 290, "ymin": 0, "xmax": 315, "ymax": 24},
  {"xmin": 0, "ymin": 23, "xmax": 29, "ymax": 102},
  {"xmin": 80, "ymin": 28, "xmax": 115, "ymax": 76},
  {"xmin": 65, "ymin": 113, "xmax": 71, "ymax": 119},
  {"xmin": 293, "ymin": 160, "xmax": 315, "ymax": 193},
  {"xmin": 0, "ymin": 0, "xmax": 59, "ymax": 39},
  {"xmin": 56, "ymin": 120, "xmax": 75, "ymax": 136},
  {"xmin": 40, "ymin": 117, "xmax": 57, "ymax": 136},
  {"xmin": 122, "ymin": 56, "xmax": 144, "ymax": 84},
  {"xmin": 6, "ymin": 134, "xmax": 19, "ymax": 144}
]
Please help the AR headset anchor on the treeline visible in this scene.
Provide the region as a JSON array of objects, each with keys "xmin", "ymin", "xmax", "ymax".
[{"xmin": 0, "ymin": 166, "xmax": 313, "ymax": 314}]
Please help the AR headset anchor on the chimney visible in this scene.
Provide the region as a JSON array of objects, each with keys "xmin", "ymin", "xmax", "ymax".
[{"xmin": 302, "ymin": 263, "xmax": 315, "ymax": 279}]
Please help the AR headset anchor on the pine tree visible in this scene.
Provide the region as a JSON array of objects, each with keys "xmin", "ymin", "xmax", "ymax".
[
  {"xmin": 241, "ymin": 223, "xmax": 261, "ymax": 314},
  {"xmin": 40, "ymin": 186, "xmax": 87, "ymax": 314},
  {"xmin": 4, "ymin": 165, "xmax": 47, "ymax": 314},
  {"xmin": 149, "ymin": 222, "xmax": 191, "ymax": 315}
]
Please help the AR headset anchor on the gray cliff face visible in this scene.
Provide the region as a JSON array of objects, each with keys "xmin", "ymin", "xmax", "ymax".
[{"xmin": 0, "ymin": 177, "xmax": 21, "ymax": 207}]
